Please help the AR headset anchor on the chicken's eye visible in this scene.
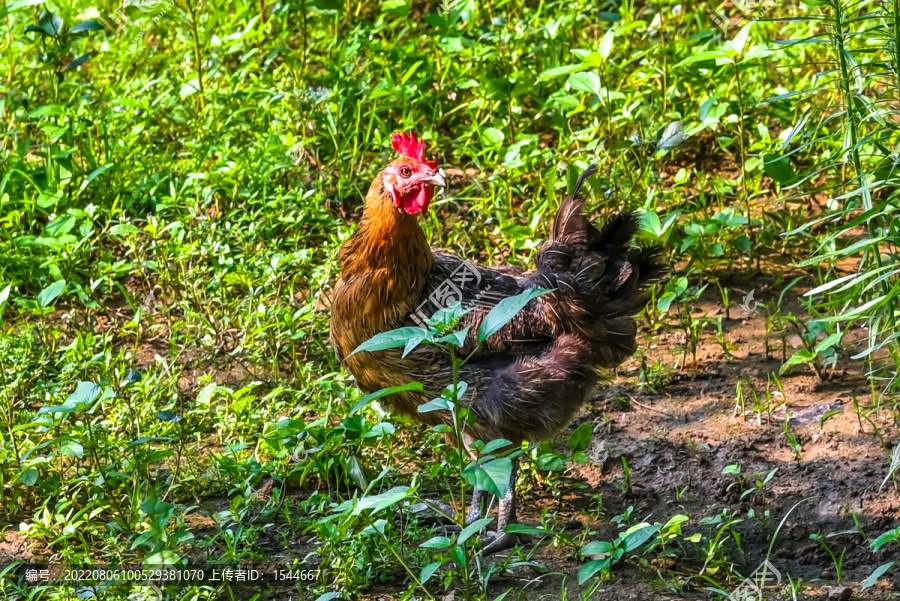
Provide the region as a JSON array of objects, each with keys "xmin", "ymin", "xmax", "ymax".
[{"xmin": 399, "ymin": 167, "xmax": 412, "ymax": 178}]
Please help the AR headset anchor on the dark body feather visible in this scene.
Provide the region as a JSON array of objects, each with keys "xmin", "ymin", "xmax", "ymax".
[{"xmin": 331, "ymin": 164, "xmax": 663, "ymax": 445}]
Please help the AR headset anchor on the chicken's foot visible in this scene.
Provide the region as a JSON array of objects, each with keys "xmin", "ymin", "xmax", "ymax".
[{"xmin": 422, "ymin": 487, "xmax": 484, "ymax": 529}]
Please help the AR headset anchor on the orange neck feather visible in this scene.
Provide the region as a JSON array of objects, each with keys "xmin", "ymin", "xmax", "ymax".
[
  {"xmin": 340, "ymin": 178, "xmax": 433, "ymax": 278},
  {"xmin": 332, "ymin": 177, "xmax": 433, "ymax": 361}
]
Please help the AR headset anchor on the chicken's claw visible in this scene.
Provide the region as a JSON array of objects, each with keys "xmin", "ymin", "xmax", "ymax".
[{"xmin": 479, "ymin": 530, "xmax": 532, "ymax": 554}]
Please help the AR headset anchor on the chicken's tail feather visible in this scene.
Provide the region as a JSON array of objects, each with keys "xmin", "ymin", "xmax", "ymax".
[
  {"xmin": 552, "ymin": 163, "xmax": 599, "ymax": 242},
  {"xmin": 572, "ymin": 163, "xmax": 599, "ymax": 198},
  {"xmin": 539, "ymin": 165, "xmax": 665, "ymax": 367}
]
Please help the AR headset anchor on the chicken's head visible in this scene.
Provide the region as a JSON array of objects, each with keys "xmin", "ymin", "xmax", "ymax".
[{"xmin": 382, "ymin": 131, "xmax": 445, "ymax": 215}]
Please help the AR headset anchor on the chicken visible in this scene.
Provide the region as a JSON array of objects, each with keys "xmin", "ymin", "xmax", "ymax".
[{"xmin": 331, "ymin": 131, "xmax": 663, "ymax": 550}]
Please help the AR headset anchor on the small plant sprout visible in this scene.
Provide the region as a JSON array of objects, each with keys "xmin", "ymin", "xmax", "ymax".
[{"xmin": 810, "ymin": 533, "xmax": 845, "ymax": 583}]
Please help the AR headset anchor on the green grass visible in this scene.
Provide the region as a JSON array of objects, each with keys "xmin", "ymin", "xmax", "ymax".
[{"xmin": 2, "ymin": 0, "xmax": 900, "ymax": 599}]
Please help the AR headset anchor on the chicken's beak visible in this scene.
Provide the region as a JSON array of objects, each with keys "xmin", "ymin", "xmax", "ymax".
[{"xmin": 422, "ymin": 171, "xmax": 446, "ymax": 188}]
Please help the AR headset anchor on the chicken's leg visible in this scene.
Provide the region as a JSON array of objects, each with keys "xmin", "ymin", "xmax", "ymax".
[
  {"xmin": 466, "ymin": 486, "xmax": 484, "ymax": 523},
  {"xmin": 423, "ymin": 486, "xmax": 484, "ymax": 527},
  {"xmin": 422, "ymin": 433, "xmax": 485, "ymax": 526},
  {"xmin": 480, "ymin": 458, "xmax": 528, "ymax": 553}
]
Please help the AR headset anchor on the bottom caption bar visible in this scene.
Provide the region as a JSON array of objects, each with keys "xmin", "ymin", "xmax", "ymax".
[{"xmin": 7, "ymin": 563, "xmax": 322, "ymax": 586}]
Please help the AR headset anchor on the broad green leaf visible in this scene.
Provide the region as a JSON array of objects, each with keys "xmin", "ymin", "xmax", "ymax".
[
  {"xmin": 815, "ymin": 332, "xmax": 842, "ymax": 354},
  {"xmin": 156, "ymin": 410, "xmax": 181, "ymax": 422},
  {"xmin": 780, "ymin": 349, "xmax": 815, "ymax": 374},
  {"xmin": 568, "ymin": 422, "xmax": 592, "ymax": 454},
  {"xmin": 578, "ymin": 558, "xmax": 612, "ymax": 584},
  {"xmin": 459, "ymin": 517, "xmax": 493, "ymax": 545},
  {"xmin": 39, "ymin": 381, "xmax": 102, "ymax": 414},
  {"xmin": 537, "ymin": 64, "xmax": 583, "ymax": 81},
  {"xmin": 361, "ymin": 517, "xmax": 386, "ymax": 534},
  {"xmin": 19, "ymin": 468, "xmax": 39, "ymax": 486},
  {"xmin": 442, "ymin": 381, "xmax": 467, "ymax": 402},
  {"xmin": 420, "ymin": 536, "xmax": 452, "ymax": 549},
  {"xmin": 568, "ymin": 71, "xmax": 602, "ymax": 96},
  {"xmin": 197, "ymin": 383, "xmax": 230, "ymax": 405},
  {"xmin": 581, "ymin": 540, "xmax": 614, "ymax": 555},
  {"xmin": 450, "ymin": 545, "xmax": 467, "ymax": 569},
  {"xmin": 420, "ymin": 561, "xmax": 442, "ymax": 584},
  {"xmin": 66, "ymin": 51, "xmax": 93, "ymax": 73},
  {"xmin": 763, "ymin": 153, "xmax": 794, "ymax": 184},
  {"xmin": 674, "ymin": 49, "xmax": 733, "ymax": 67},
  {"xmin": 352, "ymin": 486, "xmax": 412, "ymax": 515},
  {"xmin": 46, "ymin": 215, "xmax": 76, "ymax": 236},
  {"xmin": 480, "ymin": 438, "xmax": 513, "ymax": 454},
  {"xmin": 109, "ymin": 224, "xmax": 141, "ymax": 237},
  {"xmin": 872, "ymin": 527, "xmax": 900, "ymax": 551},
  {"xmin": 80, "ymin": 165, "xmax": 113, "ymax": 191},
  {"xmin": 417, "ymin": 396, "xmax": 451, "ymax": 413},
  {"xmin": 505, "ymin": 524, "xmax": 558, "ymax": 537},
  {"xmin": 6, "ymin": 0, "xmax": 46, "ymax": 13},
  {"xmin": 731, "ymin": 24, "xmax": 751, "ymax": 55},
  {"xmin": 429, "ymin": 301, "xmax": 466, "ymax": 329},
  {"xmin": 861, "ymin": 562, "xmax": 895, "ymax": 590},
  {"xmin": 481, "ymin": 127, "xmax": 504, "ymax": 147},
  {"xmin": 349, "ymin": 327, "xmax": 428, "ymax": 357},
  {"xmin": 742, "ymin": 44, "xmax": 771, "ymax": 61},
  {"xmin": 598, "ymin": 29, "xmax": 614, "ymax": 59},
  {"xmin": 621, "ymin": 523, "xmax": 662, "ymax": 552},
  {"xmin": 662, "ymin": 514, "xmax": 689, "ymax": 533},
  {"xmin": 536, "ymin": 450, "xmax": 566, "ymax": 471},
  {"xmin": 351, "ymin": 382, "xmax": 424, "ymax": 414},
  {"xmin": 640, "ymin": 211, "xmax": 662, "ymax": 237},
  {"xmin": 143, "ymin": 550, "xmax": 181, "ymax": 568},
  {"xmin": 25, "ymin": 105, "xmax": 63, "ymax": 119},
  {"xmin": 60, "ymin": 439, "xmax": 84, "ymax": 458},
  {"xmin": 478, "ymin": 289, "xmax": 552, "ymax": 343},
  {"xmin": 402, "ymin": 328, "xmax": 432, "ymax": 357},
  {"xmin": 37, "ymin": 279, "xmax": 65, "ymax": 308},
  {"xmin": 38, "ymin": 11, "xmax": 63, "ymax": 38},
  {"xmin": 463, "ymin": 456, "xmax": 513, "ymax": 497},
  {"xmin": 433, "ymin": 325, "xmax": 470, "ymax": 348},
  {"xmin": 131, "ymin": 531, "xmax": 155, "ymax": 550},
  {"xmin": 69, "ymin": 20, "xmax": 103, "ymax": 32},
  {"xmin": 128, "ymin": 436, "xmax": 168, "ymax": 447}
]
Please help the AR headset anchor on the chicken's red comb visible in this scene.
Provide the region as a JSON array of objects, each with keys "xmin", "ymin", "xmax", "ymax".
[{"xmin": 391, "ymin": 131, "xmax": 437, "ymax": 169}]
